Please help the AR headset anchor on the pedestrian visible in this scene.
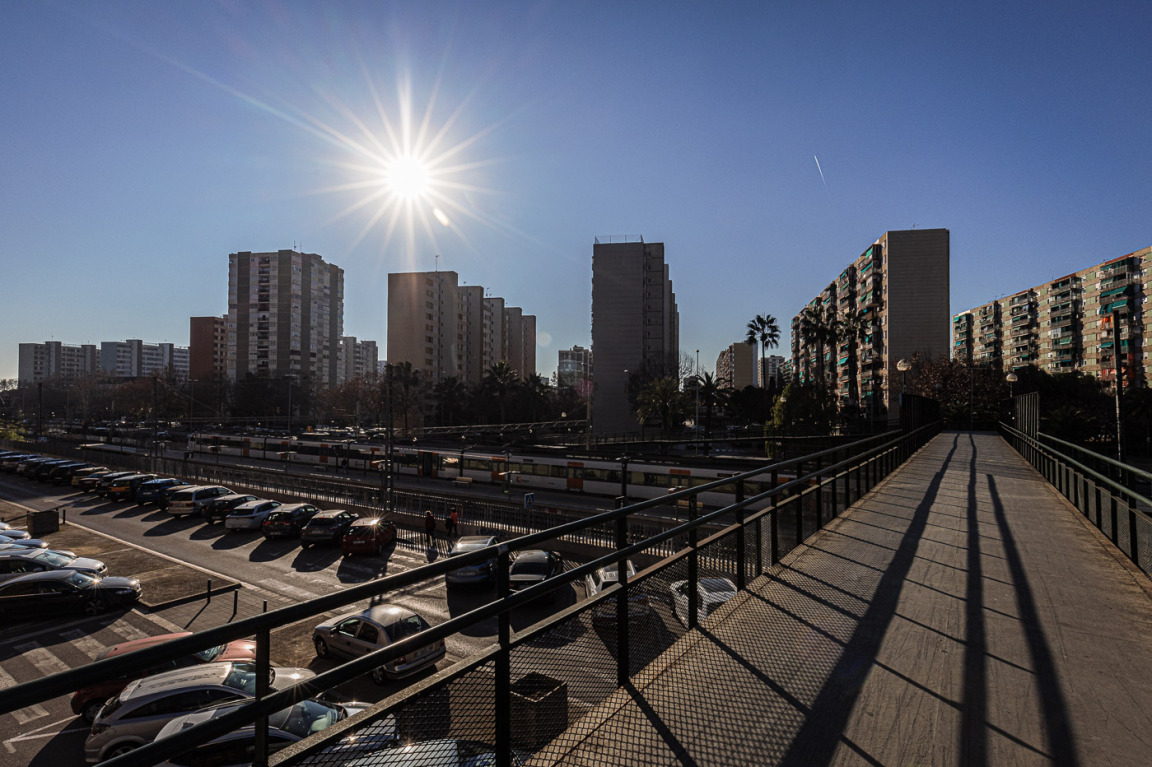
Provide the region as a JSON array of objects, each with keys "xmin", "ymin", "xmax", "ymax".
[
  {"xmin": 423, "ymin": 510, "xmax": 437, "ymax": 547},
  {"xmin": 445, "ymin": 508, "xmax": 458, "ymax": 539}
]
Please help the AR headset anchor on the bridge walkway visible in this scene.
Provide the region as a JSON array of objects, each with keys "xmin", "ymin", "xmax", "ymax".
[{"xmin": 529, "ymin": 431, "xmax": 1152, "ymax": 766}]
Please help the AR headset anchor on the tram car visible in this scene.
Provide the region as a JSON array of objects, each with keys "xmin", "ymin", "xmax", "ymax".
[{"xmin": 186, "ymin": 432, "xmax": 781, "ymax": 507}]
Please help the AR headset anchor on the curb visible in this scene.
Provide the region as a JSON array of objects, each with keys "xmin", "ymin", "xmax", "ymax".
[{"xmin": 141, "ymin": 580, "xmax": 243, "ymax": 611}]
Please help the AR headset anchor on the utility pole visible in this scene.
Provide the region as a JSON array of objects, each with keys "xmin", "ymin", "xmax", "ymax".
[{"xmin": 1113, "ymin": 310, "xmax": 1125, "ymax": 462}]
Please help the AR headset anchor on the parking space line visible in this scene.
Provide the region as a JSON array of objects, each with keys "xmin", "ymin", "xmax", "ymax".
[
  {"xmin": 13, "ymin": 642, "xmax": 71, "ymax": 677},
  {"xmin": 0, "ymin": 667, "xmax": 50, "ymax": 726},
  {"xmin": 59, "ymin": 630, "xmax": 104, "ymax": 660}
]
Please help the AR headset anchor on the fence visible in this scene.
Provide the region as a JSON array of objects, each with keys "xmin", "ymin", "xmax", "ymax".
[
  {"xmin": 1001, "ymin": 421, "xmax": 1152, "ymax": 577},
  {"xmin": 1, "ymin": 423, "xmax": 939, "ymax": 767}
]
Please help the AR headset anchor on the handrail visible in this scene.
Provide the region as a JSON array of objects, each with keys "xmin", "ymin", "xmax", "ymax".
[{"xmin": 4, "ymin": 423, "xmax": 938, "ymax": 767}]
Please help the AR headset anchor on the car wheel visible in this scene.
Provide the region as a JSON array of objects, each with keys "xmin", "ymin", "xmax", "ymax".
[
  {"xmin": 314, "ymin": 637, "xmax": 329, "ymax": 658},
  {"xmin": 82, "ymin": 699, "xmax": 103, "ymax": 724},
  {"xmin": 371, "ymin": 666, "xmax": 389, "ymax": 685},
  {"xmin": 84, "ymin": 599, "xmax": 106, "ymax": 616},
  {"xmin": 106, "ymin": 743, "xmax": 138, "ymax": 759}
]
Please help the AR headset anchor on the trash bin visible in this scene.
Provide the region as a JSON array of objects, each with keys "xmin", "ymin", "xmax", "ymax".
[
  {"xmin": 26, "ymin": 509, "xmax": 60, "ymax": 537},
  {"xmin": 510, "ymin": 672, "xmax": 568, "ymax": 750}
]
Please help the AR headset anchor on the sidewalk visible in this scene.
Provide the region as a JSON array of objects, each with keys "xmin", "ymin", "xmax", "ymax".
[{"xmin": 529, "ymin": 432, "xmax": 1152, "ymax": 767}]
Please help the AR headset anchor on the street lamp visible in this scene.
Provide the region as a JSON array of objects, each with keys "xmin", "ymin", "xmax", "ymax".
[
  {"xmin": 896, "ymin": 358, "xmax": 911, "ymax": 394},
  {"xmin": 1006, "ymin": 371, "xmax": 1018, "ymax": 397},
  {"xmin": 617, "ymin": 455, "xmax": 630, "ymax": 509},
  {"xmin": 695, "ymin": 349, "xmax": 700, "ymax": 455}
]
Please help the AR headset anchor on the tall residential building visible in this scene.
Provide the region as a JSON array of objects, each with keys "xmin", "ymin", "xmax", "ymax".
[
  {"xmin": 953, "ymin": 244, "xmax": 1152, "ymax": 386},
  {"xmin": 227, "ymin": 250, "xmax": 344, "ymax": 388},
  {"xmin": 99, "ymin": 340, "xmax": 189, "ymax": 380},
  {"xmin": 17, "ymin": 341, "xmax": 97, "ymax": 385},
  {"xmin": 759, "ymin": 354, "xmax": 785, "ymax": 387},
  {"xmin": 189, "ymin": 316, "xmax": 227, "ymax": 382},
  {"xmin": 338, "ymin": 337, "xmax": 380, "ymax": 383},
  {"xmin": 591, "ymin": 238, "xmax": 679, "ymax": 433},
  {"xmin": 557, "ymin": 346, "xmax": 593, "ymax": 390},
  {"xmin": 791, "ymin": 229, "xmax": 950, "ymax": 416},
  {"xmin": 387, "ymin": 271, "xmax": 537, "ymax": 385},
  {"xmin": 715, "ymin": 342, "xmax": 755, "ymax": 390}
]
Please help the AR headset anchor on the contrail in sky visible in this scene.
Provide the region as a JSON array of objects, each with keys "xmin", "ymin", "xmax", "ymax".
[{"xmin": 814, "ymin": 155, "xmax": 829, "ymax": 193}]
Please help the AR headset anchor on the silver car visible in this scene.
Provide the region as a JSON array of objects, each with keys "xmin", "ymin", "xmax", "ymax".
[
  {"xmin": 84, "ymin": 661, "xmax": 315, "ymax": 763},
  {"xmin": 0, "ymin": 549, "xmax": 106, "ymax": 581},
  {"xmin": 166, "ymin": 485, "xmax": 233, "ymax": 518},
  {"xmin": 223, "ymin": 499, "xmax": 281, "ymax": 531},
  {"xmin": 671, "ymin": 577, "xmax": 738, "ymax": 626},
  {"xmin": 313, "ymin": 605, "xmax": 446, "ymax": 683},
  {"xmin": 444, "ymin": 536, "xmax": 500, "ymax": 585}
]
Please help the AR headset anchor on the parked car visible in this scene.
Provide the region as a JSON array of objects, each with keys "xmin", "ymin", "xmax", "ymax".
[
  {"xmin": 77, "ymin": 470, "xmax": 121, "ymax": 493},
  {"xmin": 30, "ymin": 459, "xmax": 74, "ymax": 481},
  {"xmin": 166, "ymin": 485, "xmax": 233, "ymax": 518},
  {"xmin": 202, "ymin": 493, "xmax": 259, "ymax": 524},
  {"xmin": 508, "ymin": 549, "xmax": 564, "ymax": 602},
  {"xmin": 300, "ymin": 510, "xmax": 360, "ymax": 548},
  {"xmin": 135, "ymin": 478, "xmax": 190, "ymax": 506},
  {"xmin": 341, "ymin": 518, "xmax": 396, "ymax": 556},
  {"xmin": 0, "ymin": 523, "xmax": 30, "ymax": 540},
  {"xmin": 106, "ymin": 474, "xmax": 159, "ymax": 502},
  {"xmin": 94, "ymin": 472, "xmax": 139, "ymax": 497},
  {"xmin": 0, "ymin": 549, "xmax": 107, "ymax": 581},
  {"xmin": 50, "ymin": 462, "xmax": 96, "ymax": 484},
  {"xmin": 151, "ymin": 698, "xmax": 397, "ymax": 767},
  {"xmin": 157, "ymin": 482, "xmax": 195, "ymax": 512},
  {"xmin": 70, "ymin": 632, "xmax": 258, "ymax": 723},
  {"xmin": 0, "ymin": 570, "xmax": 141, "ymax": 617},
  {"xmin": 261, "ymin": 503, "xmax": 320, "ymax": 539},
  {"xmin": 18, "ymin": 457, "xmax": 57, "ymax": 476},
  {"xmin": 445, "ymin": 536, "xmax": 500, "ymax": 586},
  {"xmin": 70, "ymin": 466, "xmax": 108, "ymax": 487},
  {"xmin": 224, "ymin": 499, "xmax": 282, "ymax": 532},
  {"xmin": 1, "ymin": 454, "xmax": 36, "ymax": 472},
  {"xmin": 585, "ymin": 559, "xmax": 651, "ymax": 621},
  {"xmin": 0, "ymin": 535, "xmax": 68, "ymax": 552},
  {"xmin": 84, "ymin": 661, "xmax": 315, "ymax": 763},
  {"xmin": 671, "ymin": 577, "xmax": 738, "ymax": 626},
  {"xmin": 312, "ymin": 605, "xmax": 446, "ymax": 682}
]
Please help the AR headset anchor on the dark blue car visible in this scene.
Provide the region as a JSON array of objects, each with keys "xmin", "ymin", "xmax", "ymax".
[{"xmin": 135, "ymin": 478, "xmax": 190, "ymax": 507}]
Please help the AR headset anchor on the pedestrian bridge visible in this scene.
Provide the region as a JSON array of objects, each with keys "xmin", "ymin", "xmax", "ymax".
[{"xmin": 530, "ymin": 431, "xmax": 1152, "ymax": 766}]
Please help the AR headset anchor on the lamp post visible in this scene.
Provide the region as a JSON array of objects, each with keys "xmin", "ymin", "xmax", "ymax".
[
  {"xmin": 694, "ymin": 349, "xmax": 700, "ymax": 455},
  {"xmin": 1006, "ymin": 371, "xmax": 1018, "ymax": 397},
  {"xmin": 618, "ymin": 455, "xmax": 629, "ymax": 509},
  {"xmin": 896, "ymin": 358, "xmax": 911, "ymax": 394}
]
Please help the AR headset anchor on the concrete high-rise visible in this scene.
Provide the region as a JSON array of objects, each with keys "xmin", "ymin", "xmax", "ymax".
[
  {"xmin": 715, "ymin": 342, "xmax": 755, "ymax": 390},
  {"xmin": 338, "ymin": 337, "xmax": 380, "ymax": 383},
  {"xmin": 591, "ymin": 238, "xmax": 679, "ymax": 433},
  {"xmin": 791, "ymin": 229, "xmax": 950, "ymax": 416},
  {"xmin": 387, "ymin": 271, "xmax": 536, "ymax": 385},
  {"xmin": 189, "ymin": 316, "xmax": 227, "ymax": 382},
  {"xmin": 17, "ymin": 341, "xmax": 97, "ymax": 385},
  {"xmin": 99, "ymin": 340, "xmax": 189, "ymax": 379},
  {"xmin": 227, "ymin": 250, "xmax": 344, "ymax": 388}
]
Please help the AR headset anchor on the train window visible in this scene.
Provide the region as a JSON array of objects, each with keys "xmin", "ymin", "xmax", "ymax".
[
  {"xmin": 584, "ymin": 468, "xmax": 609, "ymax": 482},
  {"xmin": 463, "ymin": 458, "xmax": 489, "ymax": 471},
  {"xmin": 550, "ymin": 465, "xmax": 566, "ymax": 478}
]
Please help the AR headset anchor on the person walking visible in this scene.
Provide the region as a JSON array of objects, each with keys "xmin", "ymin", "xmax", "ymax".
[
  {"xmin": 445, "ymin": 508, "xmax": 458, "ymax": 539},
  {"xmin": 423, "ymin": 510, "xmax": 437, "ymax": 547}
]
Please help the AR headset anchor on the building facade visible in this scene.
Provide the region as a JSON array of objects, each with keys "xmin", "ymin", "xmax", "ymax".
[
  {"xmin": 791, "ymin": 228, "xmax": 951, "ymax": 416},
  {"xmin": 227, "ymin": 250, "xmax": 344, "ymax": 388},
  {"xmin": 337, "ymin": 337, "xmax": 380, "ymax": 383},
  {"xmin": 953, "ymin": 244, "xmax": 1152, "ymax": 386},
  {"xmin": 590, "ymin": 238, "xmax": 679, "ymax": 433},
  {"xmin": 99, "ymin": 340, "xmax": 189, "ymax": 380},
  {"xmin": 189, "ymin": 316, "xmax": 227, "ymax": 382},
  {"xmin": 17, "ymin": 341, "xmax": 98, "ymax": 385},
  {"xmin": 387, "ymin": 271, "xmax": 536, "ymax": 386},
  {"xmin": 557, "ymin": 346, "xmax": 593, "ymax": 390},
  {"xmin": 715, "ymin": 342, "xmax": 755, "ymax": 390}
]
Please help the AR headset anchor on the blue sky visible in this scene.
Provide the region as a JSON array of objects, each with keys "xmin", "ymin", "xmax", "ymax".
[{"xmin": 2, "ymin": 1, "xmax": 1149, "ymax": 382}]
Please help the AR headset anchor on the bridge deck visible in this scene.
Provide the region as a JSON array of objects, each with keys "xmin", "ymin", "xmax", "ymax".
[{"xmin": 529, "ymin": 431, "xmax": 1152, "ymax": 766}]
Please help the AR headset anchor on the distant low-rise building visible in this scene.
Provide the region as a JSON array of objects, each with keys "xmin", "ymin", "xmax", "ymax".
[
  {"xmin": 17, "ymin": 341, "xmax": 98, "ymax": 386},
  {"xmin": 99, "ymin": 340, "xmax": 189, "ymax": 380}
]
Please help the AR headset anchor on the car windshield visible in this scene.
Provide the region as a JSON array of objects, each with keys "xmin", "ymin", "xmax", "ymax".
[
  {"xmin": 385, "ymin": 614, "xmax": 430, "ymax": 642},
  {"xmin": 223, "ymin": 663, "xmax": 259, "ymax": 694},
  {"xmin": 511, "ymin": 560, "xmax": 551, "ymax": 576},
  {"xmin": 193, "ymin": 644, "xmax": 227, "ymax": 663},
  {"xmin": 67, "ymin": 571, "xmax": 97, "ymax": 588},
  {"xmin": 308, "ymin": 518, "xmax": 335, "ymax": 527},
  {"xmin": 274, "ymin": 699, "xmax": 341, "ymax": 738},
  {"xmin": 33, "ymin": 550, "xmax": 75, "ymax": 567}
]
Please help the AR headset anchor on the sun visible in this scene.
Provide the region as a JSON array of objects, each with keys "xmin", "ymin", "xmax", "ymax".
[{"xmin": 385, "ymin": 155, "xmax": 431, "ymax": 200}]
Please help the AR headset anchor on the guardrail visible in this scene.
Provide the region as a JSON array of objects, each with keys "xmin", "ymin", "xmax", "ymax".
[
  {"xmin": 1, "ymin": 423, "xmax": 939, "ymax": 767},
  {"xmin": 1001, "ymin": 422, "xmax": 1152, "ymax": 576}
]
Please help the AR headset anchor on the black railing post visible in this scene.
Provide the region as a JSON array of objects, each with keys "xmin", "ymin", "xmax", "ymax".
[
  {"xmin": 1109, "ymin": 493, "xmax": 1119, "ymax": 545},
  {"xmin": 770, "ymin": 468, "xmax": 780, "ymax": 565},
  {"xmin": 254, "ymin": 627, "xmax": 270, "ymax": 767},
  {"xmin": 736, "ymin": 479, "xmax": 747, "ymax": 589},
  {"xmin": 496, "ymin": 545, "xmax": 511, "ymax": 766},
  {"xmin": 615, "ymin": 515, "xmax": 629, "ymax": 686},
  {"xmin": 814, "ymin": 453, "xmax": 824, "ymax": 529},
  {"xmin": 688, "ymin": 495, "xmax": 699, "ymax": 629}
]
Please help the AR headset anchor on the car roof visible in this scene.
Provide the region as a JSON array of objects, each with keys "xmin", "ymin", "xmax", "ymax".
[
  {"xmin": 345, "ymin": 605, "xmax": 418, "ymax": 627},
  {"xmin": 121, "ymin": 662, "xmax": 239, "ymax": 700},
  {"xmin": 349, "ymin": 517, "xmax": 388, "ymax": 527},
  {"xmin": 514, "ymin": 549, "xmax": 553, "ymax": 563},
  {"xmin": 236, "ymin": 499, "xmax": 277, "ymax": 508},
  {"xmin": 99, "ymin": 632, "xmax": 191, "ymax": 660},
  {"xmin": 0, "ymin": 569, "xmax": 81, "ymax": 585},
  {"xmin": 278, "ymin": 503, "xmax": 314, "ymax": 512},
  {"xmin": 456, "ymin": 536, "xmax": 496, "ymax": 547},
  {"xmin": 310, "ymin": 509, "xmax": 347, "ymax": 519}
]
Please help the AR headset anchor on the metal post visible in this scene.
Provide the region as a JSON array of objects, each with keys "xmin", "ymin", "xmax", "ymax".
[
  {"xmin": 736, "ymin": 479, "xmax": 747, "ymax": 588},
  {"xmin": 814, "ymin": 454, "xmax": 823, "ymax": 529},
  {"xmin": 770, "ymin": 469, "xmax": 780, "ymax": 565},
  {"xmin": 496, "ymin": 546, "xmax": 511, "ymax": 766},
  {"xmin": 615, "ymin": 514, "xmax": 630, "ymax": 685},
  {"xmin": 254, "ymin": 627, "xmax": 270, "ymax": 767},
  {"xmin": 688, "ymin": 495, "xmax": 698, "ymax": 629},
  {"xmin": 1113, "ymin": 310, "xmax": 1125, "ymax": 462}
]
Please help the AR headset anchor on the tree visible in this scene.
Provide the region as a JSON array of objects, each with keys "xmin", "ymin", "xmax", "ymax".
[
  {"xmin": 432, "ymin": 376, "xmax": 468, "ymax": 427},
  {"xmin": 745, "ymin": 314, "xmax": 781, "ymax": 388},
  {"xmin": 693, "ymin": 371, "xmax": 728, "ymax": 433},
  {"xmin": 483, "ymin": 361, "xmax": 520, "ymax": 424},
  {"xmin": 839, "ymin": 306, "xmax": 872, "ymax": 418},
  {"xmin": 635, "ymin": 376, "xmax": 686, "ymax": 439}
]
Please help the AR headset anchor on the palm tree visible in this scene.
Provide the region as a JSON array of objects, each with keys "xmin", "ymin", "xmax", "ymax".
[
  {"xmin": 839, "ymin": 307, "xmax": 872, "ymax": 415},
  {"xmin": 483, "ymin": 361, "xmax": 520, "ymax": 424},
  {"xmin": 635, "ymin": 376, "xmax": 686, "ymax": 439},
  {"xmin": 432, "ymin": 376, "xmax": 468, "ymax": 427},
  {"xmin": 694, "ymin": 371, "xmax": 727, "ymax": 434},
  {"xmin": 745, "ymin": 314, "xmax": 781, "ymax": 388}
]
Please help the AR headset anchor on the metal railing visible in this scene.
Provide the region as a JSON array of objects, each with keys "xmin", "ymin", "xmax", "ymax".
[
  {"xmin": 1001, "ymin": 422, "xmax": 1152, "ymax": 576},
  {"xmin": 2, "ymin": 423, "xmax": 939, "ymax": 767}
]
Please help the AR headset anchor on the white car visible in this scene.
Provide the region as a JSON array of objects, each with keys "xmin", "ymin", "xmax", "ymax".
[
  {"xmin": 585, "ymin": 560, "xmax": 651, "ymax": 621},
  {"xmin": 313, "ymin": 605, "xmax": 446, "ymax": 682},
  {"xmin": 224, "ymin": 499, "xmax": 281, "ymax": 531},
  {"xmin": 670, "ymin": 577, "xmax": 738, "ymax": 626},
  {"xmin": 166, "ymin": 485, "xmax": 233, "ymax": 518}
]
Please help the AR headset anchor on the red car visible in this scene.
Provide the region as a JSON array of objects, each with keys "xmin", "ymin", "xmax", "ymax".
[
  {"xmin": 341, "ymin": 517, "xmax": 397, "ymax": 556},
  {"xmin": 69, "ymin": 632, "xmax": 257, "ymax": 723}
]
